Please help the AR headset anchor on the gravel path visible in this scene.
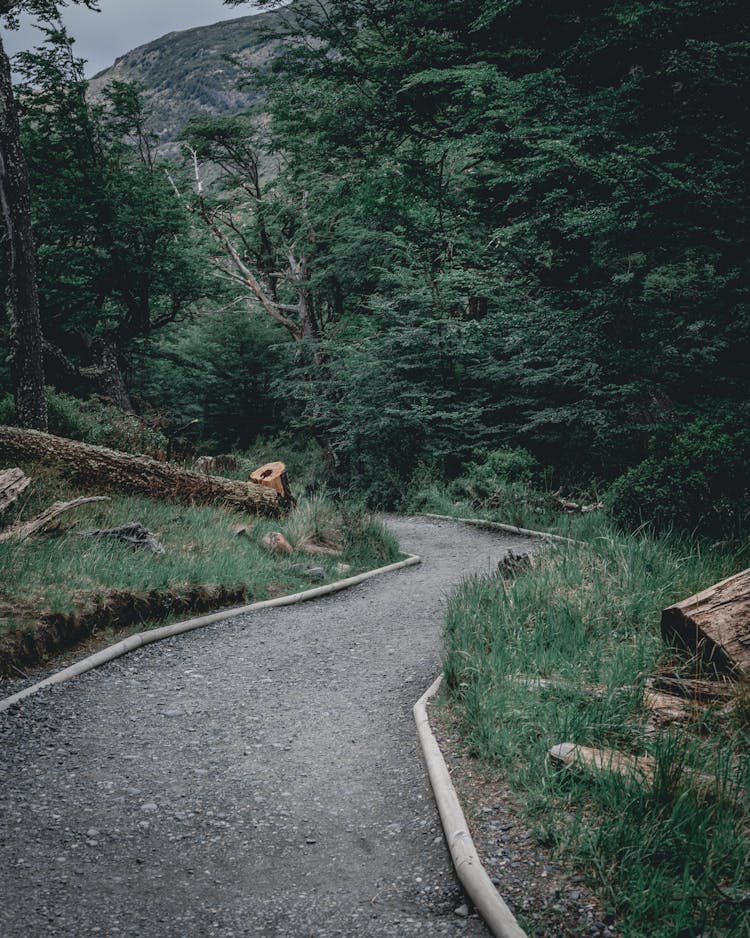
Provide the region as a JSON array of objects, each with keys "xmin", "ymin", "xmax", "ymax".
[{"xmin": 0, "ymin": 516, "xmax": 535, "ymax": 938}]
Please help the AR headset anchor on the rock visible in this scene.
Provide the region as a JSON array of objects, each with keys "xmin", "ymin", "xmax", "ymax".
[
  {"xmin": 335, "ymin": 563, "xmax": 352, "ymax": 576},
  {"xmin": 261, "ymin": 531, "xmax": 293, "ymax": 555},
  {"xmin": 291, "ymin": 563, "xmax": 326, "ymax": 582},
  {"xmin": 454, "ymin": 904, "xmax": 469, "ymax": 918},
  {"xmin": 140, "ymin": 802, "xmax": 158, "ymax": 814}
]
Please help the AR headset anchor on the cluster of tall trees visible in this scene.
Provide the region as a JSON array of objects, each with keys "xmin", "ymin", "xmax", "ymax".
[{"xmin": 2, "ymin": 0, "xmax": 748, "ymax": 528}]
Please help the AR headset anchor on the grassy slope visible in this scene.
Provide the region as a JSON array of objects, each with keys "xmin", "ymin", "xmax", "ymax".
[
  {"xmin": 442, "ymin": 514, "xmax": 749, "ymax": 937},
  {"xmin": 0, "ymin": 463, "xmax": 398, "ymax": 642}
]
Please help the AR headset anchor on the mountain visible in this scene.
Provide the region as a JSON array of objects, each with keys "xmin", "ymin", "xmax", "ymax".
[{"xmin": 87, "ymin": 6, "xmax": 292, "ymax": 142}]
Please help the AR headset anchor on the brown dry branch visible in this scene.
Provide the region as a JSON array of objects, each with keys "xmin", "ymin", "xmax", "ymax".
[
  {"xmin": 0, "ymin": 496, "xmax": 110, "ymax": 542},
  {"xmin": 0, "ymin": 467, "xmax": 30, "ymax": 514}
]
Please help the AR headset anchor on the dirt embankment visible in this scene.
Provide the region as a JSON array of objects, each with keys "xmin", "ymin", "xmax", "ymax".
[{"xmin": 0, "ymin": 585, "xmax": 247, "ymax": 678}]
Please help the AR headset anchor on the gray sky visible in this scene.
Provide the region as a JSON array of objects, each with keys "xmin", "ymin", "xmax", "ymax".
[{"xmin": 2, "ymin": 1, "xmax": 272, "ymax": 77}]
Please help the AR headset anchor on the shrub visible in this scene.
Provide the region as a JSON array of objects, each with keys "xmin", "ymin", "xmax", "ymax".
[
  {"xmin": 0, "ymin": 393, "xmax": 14, "ymax": 426},
  {"xmin": 450, "ymin": 446, "xmax": 541, "ymax": 504},
  {"xmin": 607, "ymin": 406, "xmax": 750, "ymax": 538},
  {"xmin": 45, "ymin": 390, "xmax": 168, "ymax": 457}
]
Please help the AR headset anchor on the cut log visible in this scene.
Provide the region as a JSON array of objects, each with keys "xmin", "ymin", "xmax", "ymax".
[
  {"xmin": 0, "ymin": 496, "xmax": 110, "ymax": 542},
  {"xmin": 250, "ymin": 462, "xmax": 294, "ymax": 504},
  {"xmin": 549, "ymin": 742, "xmax": 716, "ymax": 790},
  {"xmin": 0, "ymin": 468, "xmax": 30, "ymax": 514},
  {"xmin": 642, "ymin": 690, "xmax": 691, "ymax": 723},
  {"xmin": 550, "ymin": 742, "xmax": 656, "ymax": 783},
  {"xmin": 0, "ymin": 426, "xmax": 284, "ymax": 517},
  {"xmin": 661, "ymin": 568, "xmax": 750, "ymax": 675}
]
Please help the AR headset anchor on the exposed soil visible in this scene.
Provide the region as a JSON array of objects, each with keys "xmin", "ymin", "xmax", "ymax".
[{"xmin": 0, "ymin": 585, "xmax": 249, "ymax": 678}]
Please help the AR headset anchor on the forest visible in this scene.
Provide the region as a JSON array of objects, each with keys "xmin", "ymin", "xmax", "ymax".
[{"xmin": 0, "ymin": 0, "xmax": 746, "ymax": 535}]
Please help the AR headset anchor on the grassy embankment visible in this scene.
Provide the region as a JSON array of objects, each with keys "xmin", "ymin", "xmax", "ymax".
[
  {"xmin": 434, "ymin": 494, "xmax": 749, "ymax": 937},
  {"xmin": 0, "ymin": 462, "xmax": 399, "ymax": 676}
]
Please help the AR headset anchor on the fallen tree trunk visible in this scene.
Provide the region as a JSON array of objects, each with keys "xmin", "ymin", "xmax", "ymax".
[
  {"xmin": 648, "ymin": 674, "xmax": 736, "ymax": 702},
  {"xmin": 549, "ymin": 742, "xmax": 716, "ymax": 791},
  {"xmin": 0, "ymin": 427, "xmax": 285, "ymax": 516},
  {"xmin": 0, "ymin": 467, "xmax": 29, "ymax": 513},
  {"xmin": 661, "ymin": 568, "xmax": 750, "ymax": 676}
]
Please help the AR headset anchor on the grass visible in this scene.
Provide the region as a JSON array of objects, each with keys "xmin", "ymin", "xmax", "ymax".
[
  {"xmin": 0, "ymin": 463, "xmax": 400, "ymax": 646},
  {"xmin": 442, "ymin": 515, "xmax": 750, "ymax": 938},
  {"xmin": 405, "ymin": 476, "xmax": 602, "ymax": 540}
]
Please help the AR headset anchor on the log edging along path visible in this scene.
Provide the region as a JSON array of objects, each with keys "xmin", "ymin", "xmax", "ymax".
[
  {"xmin": 423, "ymin": 512, "xmax": 578, "ymax": 545},
  {"xmin": 412, "ymin": 511, "xmax": 574, "ymax": 938},
  {"xmin": 0, "ymin": 555, "xmax": 421, "ymax": 714},
  {"xmin": 414, "ymin": 675, "xmax": 528, "ymax": 938}
]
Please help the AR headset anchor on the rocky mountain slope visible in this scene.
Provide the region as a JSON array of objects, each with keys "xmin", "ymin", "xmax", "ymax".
[{"xmin": 87, "ymin": 5, "xmax": 292, "ymax": 142}]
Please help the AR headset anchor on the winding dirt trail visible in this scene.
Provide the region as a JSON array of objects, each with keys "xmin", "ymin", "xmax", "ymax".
[{"xmin": 0, "ymin": 516, "xmax": 534, "ymax": 938}]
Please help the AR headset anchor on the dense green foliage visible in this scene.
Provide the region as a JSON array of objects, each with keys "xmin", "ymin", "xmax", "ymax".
[
  {"xmin": 232, "ymin": 0, "xmax": 749, "ymax": 527},
  {"xmin": 14, "ymin": 31, "xmax": 205, "ymax": 394},
  {"xmin": 2, "ymin": 0, "xmax": 748, "ymax": 533}
]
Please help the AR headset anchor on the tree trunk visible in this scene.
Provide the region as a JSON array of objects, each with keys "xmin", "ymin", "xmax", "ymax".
[
  {"xmin": 0, "ymin": 35, "xmax": 48, "ymax": 431},
  {"xmin": 661, "ymin": 568, "xmax": 750, "ymax": 675},
  {"xmin": 0, "ymin": 426, "xmax": 286, "ymax": 516},
  {"xmin": 89, "ymin": 335, "xmax": 136, "ymax": 414}
]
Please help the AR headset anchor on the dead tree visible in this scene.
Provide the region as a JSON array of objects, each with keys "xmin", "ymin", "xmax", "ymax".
[{"xmin": 168, "ymin": 144, "xmax": 322, "ymax": 347}]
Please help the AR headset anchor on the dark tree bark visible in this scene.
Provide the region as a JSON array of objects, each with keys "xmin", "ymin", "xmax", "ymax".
[
  {"xmin": 89, "ymin": 335, "xmax": 136, "ymax": 414},
  {"xmin": 0, "ymin": 32, "xmax": 48, "ymax": 430}
]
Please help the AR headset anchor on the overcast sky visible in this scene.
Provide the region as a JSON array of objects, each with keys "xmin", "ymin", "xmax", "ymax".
[{"xmin": 2, "ymin": 1, "xmax": 273, "ymax": 77}]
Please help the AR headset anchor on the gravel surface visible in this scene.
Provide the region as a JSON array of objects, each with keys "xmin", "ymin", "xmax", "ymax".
[
  {"xmin": 431, "ymin": 709, "xmax": 620, "ymax": 938},
  {"xmin": 0, "ymin": 516, "xmax": 535, "ymax": 938}
]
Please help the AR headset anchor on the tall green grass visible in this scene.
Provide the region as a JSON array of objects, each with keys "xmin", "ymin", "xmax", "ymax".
[
  {"xmin": 0, "ymin": 473, "xmax": 400, "ymax": 639},
  {"xmin": 405, "ymin": 475, "xmax": 602, "ymax": 539},
  {"xmin": 444, "ymin": 520, "xmax": 750, "ymax": 937}
]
